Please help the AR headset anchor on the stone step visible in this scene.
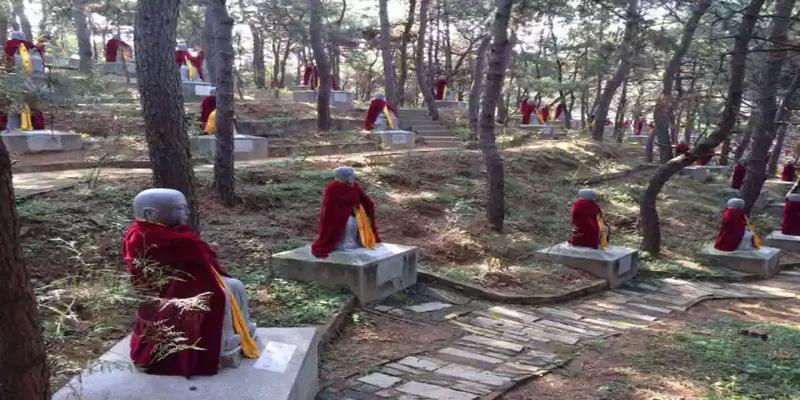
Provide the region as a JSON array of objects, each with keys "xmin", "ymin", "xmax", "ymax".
[{"xmin": 415, "ymin": 131, "xmax": 454, "ymax": 137}]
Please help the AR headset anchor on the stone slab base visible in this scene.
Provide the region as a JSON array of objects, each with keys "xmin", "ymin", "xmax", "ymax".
[
  {"xmin": 190, "ymin": 134, "xmax": 269, "ymax": 161},
  {"xmin": 765, "ymin": 231, "xmax": 800, "ymax": 253},
  {"xmin": 102, "ymin": 62, "xmax": 135, "ymax": 76},
  {"xmin": 697, "ymin": 244, "xmax": 781, "ymax": 278},
  {"xmin": 1, "ymin": 130, "xmax": 83, "ymax": 154},
  {"xmin": 370, "ymin": 130, "xmax": 416, "ymax": 150},
  {"xmin": 183, "ymin": 81, "xmax": 215, "ymax": 102},
  {"xmin": 53, "ymin": 327, "xmax": 319, "ymax": 400},
  {"xmin": 272, "ymin": 243, "xmax": 418, "ymax": 303},
  {"xmin": 293, "ymin": 90, "xmax": 317, "ymax": 103},
  {"xmin": 290, "ymin": 85, "xmax": 310, "ymax": 92},
  {"xmin": 331, "ymin": 91, "xmax": 354, "ymax": 110},
  {"xmin": 680, "ymin": 166, "xmax": 709, "ymax": 182},
  {"xmin": 434, "ymin": 100, "xmax": 466, "ymax": 109},
  {"xmin": 534, "ymin": 242, "xmax": 638, "ymax": 288}
]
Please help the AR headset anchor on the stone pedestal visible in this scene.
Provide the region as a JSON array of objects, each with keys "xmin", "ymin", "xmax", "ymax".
[
  {"xmin": 765, "ymin": 179, "xmax": 794, "ymax": 192},
  {"xmin": 370, "ymin": 130, "xmax": 415, "ymax": 150},
  {"xmin": 290, "ymin": 85, "xmax": 309, "ymax": 92},
  {"xmin": 434, "ymin": 100, "xmax": 465, "ymax": 109},
  {"xmin": 697, "ymin": 245, "xmax": 781, "ymax": 278},
  {"xmin": 190, "ymin": 134, "xmax": 269, "ymax": 160},
  {"xmin": 183, "ymin": 81, "xmax": 215, "ymax": 102},
  {"xmin": 272, "ymin": 243, "xmax": 418, "ymax": 303},
  {"xmin": 1, "ymin": 130, "xmax": 83, "ymax": 154},
  {"xmin": 534, "ymin": 242, "xmax": 638, "ymax": 288},
  {"xmin": 680, "ymin": 166, "xmax": 709, "ymax": 183},
  {"xmin": 330, "ymin": 91, "xmax": 354, "ymax": 110},
  {"xmin": 293, "ymin": 90, "xmax": 317, "ymax": 103},
  {"xmin": 519, "ymin": 124, "xmax": 558, "ymax": 137},
  {"xmin": 53, "ymin": 328, "xmax": 319, "ymax": 400},
  {"xmin": 765, "ymin": 231, "xmax": 800, "ymax": 253},
  {"xmin": 103, "ymin": 62, "xmax": 135, "ymax": 76}
]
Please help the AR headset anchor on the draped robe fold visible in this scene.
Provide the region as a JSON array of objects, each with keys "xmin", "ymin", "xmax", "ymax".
[
  {"xmin": 781, "ymin": 163, "xmax": 796, "ymax": 182},
  {"xmin": 714, "ymin": 208, "xmax": 748, "ymax": 251},
  {"xmin": 731, "ymin": 164, "xmax": 746, "ymax": 189},
  {"xmin": 311, "ymin": 181, "xmax": 381, "ymax": 258},
  {"xmin": 568, "ymin": 198, "xmax": 604, "ymax": 249}
]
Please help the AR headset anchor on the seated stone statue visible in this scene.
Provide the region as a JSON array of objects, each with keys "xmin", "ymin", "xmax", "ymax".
[
  {"xmin": 200, "ymin": 88, "xmax": 217, "ymax": 134},
  {"xmin": 434, "ymin": 77, "xmax": 449, "ymax": 100},
  {"xmin": 105, "ymin": 34, "xmax": 132, "ymax": 63},
  {"xmin": 675, "ymin": 140, "xmax": 689, "ymax": 156},
  {"xmin": 4, "ymin": 31, "xmax": 44, "ymax": 75},
  {"xmin": 519, "ymin": 97, "xmax": 536, "ymax": 125},
  {"xmin": 121, "ymin": 188, "xmax": 258, "ymax": 377},
  {"xmin": 364, "ymin": 93, "xmax": 398, "ymax": 131},
  {"xmin": 568, "ymin": 189, "xmax": 610, "ymax": 250},
  {"xmin": 311, "ymin": 167, "xmax": 381, "ymax": 258},
  {"xmin": 0, "ymin": 101, "xmax": 46, "ymax": 131},
  {"xmin": 781, "ymin": 194, "xmax": 800, "ymax": 236},
  {"xmin": 731, "ymin": 158, "xmax": 747, "ymax": 189},
  {"xmin": 714, "ymin": 198, "xmax": 761, "ymax": 252},
  {"xmin": 781, "ymin": 161, "xmax": 796, "ymax": 182},
  {"xmin": 177, "ymin": 44, "xmax": 202, "ymax": 82}
]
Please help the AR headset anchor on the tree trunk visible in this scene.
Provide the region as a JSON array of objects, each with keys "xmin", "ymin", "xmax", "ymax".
[
  {"xmin": 135, "ymin": 0, "xmax": 200, "ymax": 231},
  {"xmin": 651, "ymin": 0, "xmax": 711, "ymax": 162},
  {"xmin": 639, "ymin": 0, "xmax": 765, "ymax": 254},
  {"xmin": 11, "ymin": 0, "xmax": 31, "ymax": 43},
  {"xmin": 0, "ymin": 143, "xmax": 49, "ymax": 399},
  {"xmin": 379, "ymin": 0, "xmax": 397, "ymax": 105},
  {"xmin": 73, "ymin": 0, "xmax": 93, "ymax": 74},
  {"xmin": 398, "ymin": 0, "xmax": 416, "ymax": 105},
  {"xmin": 279, "ymin": 40, "xmax": 291, "ymax": 88},
  {"xmin": 591, "ymin": 0, "xmax": 640, "ymax": 141},
  {"xmin": 207, "ymin": 0, "xmax": 236, "ymax": 206},
  {"xmin": 468, "ymin": 35, "xmax": 490, "ymax": 142},
  {"xmin": 740, "ymin": 0, "xmax": 796, "ymax": 213},
  {"xmin": 415, "ymin": 0, "xmax": 439, "ymax": 120},
  {"xmin": 250, "ymin": 24, "xmax": 266, "ymax": 89},
  {"xmin": 478, "ymin": 0, "xmax": 513, "ymax": 231},
  {"xmin": 613, "ymin": 78, "xmax": 628, "ymax": 143},
  {"xmin": 767, "ymin": 70, "xmax": 800, "ymax": 176},
  {"xmin": 0, "ymin": 4, "xmax": 8, "ymax": 50},
  {"xmin": 734, "ymin": 115, "xmax": 757, "ymax": 161},
  {"xmin": 309, "ymin": 0, "xmax": 331, "ymax": 130}
]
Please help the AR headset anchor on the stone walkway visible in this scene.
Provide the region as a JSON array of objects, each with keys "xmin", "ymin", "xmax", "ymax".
[{"xmin": 318, "ymin": 272, "xmax": 800, "ymax": 400}]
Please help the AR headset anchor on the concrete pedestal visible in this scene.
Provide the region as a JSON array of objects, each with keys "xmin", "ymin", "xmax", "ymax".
[
  {"xmin": 53, "ymin": 328, "xmax": 319, "ymax": 400},
  {"xmin": 183, "ymin": 81, "xmax": 215, "ymax": 102},
  {"xmin": 190, "ymin": 134, "xmax": 269, "ymax": 160},
  {"xmin": 519, "ymin": 124, "xmax": 558, "ymax": 137},
  {"xmin": 330, "ymin": 91, "xmax": 354, "ymax": 110},
  {"xmin": 765, "ymin": 231, "xmax": 800, "ymax": 253},
  {"xmin": 370, "ymin": 130, "xmax": 416, "ymax": 150},
  {"xmin": 1, "ymin": 130, "xmax": 83, "ymax": 154},
  {"xmin": 103, "ymin": 62, "xmax": 135, "ymax": 76},
  {"xmin": 290, "ymin": 85, "xmax": 310, "ymax": 92},
  {"xmin": 534, "ymin": 242, "xmax": 638, "ymax": 288},
  {"xmin": 434, "ymin": 100, "xmax": 466, "ymax": 109},
  {"xmin": 272, "ymin": 243, "xmax": 418, "ymax": 303},
  {"xmin": 293, "ymin": 90, "xmax": 317, "ymax": 103},
  {"xmin": 680, "ymin": 166, "xmax": 709, "ymax": 183},
  {"xmin": 697, "ymin": 245, "xmax": 781, "ymax": 278}
]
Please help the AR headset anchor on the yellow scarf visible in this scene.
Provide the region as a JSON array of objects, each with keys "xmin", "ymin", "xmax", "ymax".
[
  {"xmin": 187, "ymin": 58, "xmax": 197, "ymax": 81},
  {"xmin": 382, "ymin": 106, "xmax": 395, "ymax": 129},
  {"xmin": 536, "ymin": 111, "xmax": 545, "ymax": 125},
  {"xmin": 442, "ymin": 84, "xmax": 448, "ymax": 100},
  {"xmin": 745, "ymin": 216, "xmax": 762, "ymax": 249},
  {"xmin": 355, "ymin": 205, "xmax": 377, "ymax": 249},
  {"xmin": 20, "ymin": 104, "xmax": 33, "ymax": 131},
  {"xmin": 18, "ymin": 44, "xmax": 33, "ymax": 75},
  {"xmin": 597, "ymin": 214, "xmax": 609, "ymax": 250},
  {"xmin": 210, "ymin": 268, "xmax": 260, "ymax": 359},
  {"xmin": 204, "ymin": 110, "xmax": 217, "ymax": 134}
]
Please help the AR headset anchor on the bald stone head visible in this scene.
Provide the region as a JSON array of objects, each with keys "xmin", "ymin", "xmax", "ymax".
[
  {"xmin": 11, "ymin": 31, "xmax": 25, "ymax": 41},
  {"xmin": 727, "ymin": 198, "xmax": 745, "ymax": 210},
  {"xmin": 176, "ymin": 44, "xmax": 189, "ymax": 51},
  {"xmin": 374, "ymin": 93, "xmax": 385, "ymax": 100},
  {"xmin": 133, "ymin": 188, "xmax": 190, "ymax": 227},
  {"xmin": 577, "ymin": 188, "xmax": 596, "ymax": 202},
  {"xmin": 333, "ymin": 166, "xmax": 356, "ymax": 185}
]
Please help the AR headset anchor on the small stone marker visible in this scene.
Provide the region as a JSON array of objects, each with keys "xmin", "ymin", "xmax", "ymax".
[
  {"xmin": 406, "ymin": 301, "xmax": 452, "ymax": 313},
  {"xmin": 190, "ymin": 134, "xmax": 269, "ymax": 160},
  {"xmin": 370, "ymin": 130, "xmax": 416, "ymax": 150},
  {"xmin": 358, "ymin": 372, "xmax": 402, "ymax": 388}
]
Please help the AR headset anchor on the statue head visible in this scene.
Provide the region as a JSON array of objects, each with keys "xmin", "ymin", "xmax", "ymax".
[
  {"xmin": 727, "ymin": 198, "xmax": 745, "ymax": 210},
  {"xmin": 333, "ymin": 166, "xmax": 356, "ymax": 185},
  {"xmin": 577, "ymin": 188, "xmax": 596, "ymax": 202},
  {"xmin": 133, "ymin": 188, "xmax": 190, "ymax": 227},
  {"xmin": 113, "ymin": 34, "xmax": 121, "ymax": 40},
  {"xmin": 788, "ymin": 194, "xmax": 800, "ymax": 203},
  {"xmin": 11, "ymin": 31, "xmax": 25, "ymax": 41},
  {"xmin": 176, "ymin": 44, "xmax": 189, "ymax": 51},
  {"xmin": 374, "ymin": 93, "xmax": 385, "ymax": 100}
]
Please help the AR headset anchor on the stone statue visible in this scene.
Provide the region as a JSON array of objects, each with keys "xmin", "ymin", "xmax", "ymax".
[
  {"xmin": 364, "ymin": 93, "xmax": 399, "ymax": 131},
  {"xmin": 5, "ymin": 31, "xmax": 44, "ymax": 75},
  {"xmin": 714, "ymin": 198, "xmax": 759, "ymax": 252},
  {"xmin": 311, "ymin": 167, "xmax": 381, "ymax": 258},
  {"xmin": 782, "ymin": 193, "xmax": 800, "ymax": 236},
  {"xmin": 121, "ymin": 188, "xmax": 258, "ymax": 376},
  {"xmin": 568, "ymin": 189, "xmax": 610, "ymax": 250}
]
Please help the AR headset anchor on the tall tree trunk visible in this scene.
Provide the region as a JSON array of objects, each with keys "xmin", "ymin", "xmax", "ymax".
[
  {"xmin": 0, "ymin": 143, "xmax": 49, "ymax": 399},
  {"xmin": 479, "ymin": 0, "xmax": 513, "ymax": 231},
  {"xmin": 135, "ymin": 0, "xmax": 200, "ymax": 231},
  {"xmin": 591, "ymin": 0, "xmax": 640, "ymax": 141},
  {"xmin": 309, "ymin": 0, "xmax": 331, "ymax": 130},
  {"xmin": 379, "ymin": 0, "xmax": 397, "ymax": 105},
  {"xmin": 614, "ymin": 78, "xmax": 628, "ymax": 143},
  {"xmin": 740, "ymin": 0, "xmax": 796, "ymax": 213},
  {"xmin": 398, "ymin": 0, "xmax": 417, "ymax": 105},
  {"xmin": 651, "ymin": 0, "xmax": 711, "ymax": 162},
  {"xmin": 207, "ymin": 0, "xmax": 236, "ymax": 206},
  {"xmin": 468, "ymin": 35, "xmax": 490, "ymax": 141},
  {"xmin": 280, "ymin": 41, "xmax": 291, "ymax": 88},
  {"xmin": 250, "ymin": 24, "xmax": 265, "ymax": 89},
  {"xmin": 734, "ymin": 114, "xmax": 757, "ymax": 161},
  {"xmin": 0, "ymin": 4, "xmax": 8, "ymax": 49},
  {"xmin": 767, "ymin": 70, "xmax": 800, "ymax": 175},
  {"xmin": 11, "ymin": 0, "xmax": 31, "ymax": 42},
  {"xmin": 639, "ymin": 0, "xmax": 765, "ymax": 254},
  {"xmin": 415, "ymin": 0, "xmax": 439, "ymax": 120},
  {"xmin": 73, "ymin": 0, "xmax": 93, "ymax": 74}
]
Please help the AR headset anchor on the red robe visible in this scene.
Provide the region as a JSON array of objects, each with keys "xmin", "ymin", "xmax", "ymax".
[
  {"xmin": 309, "ymin": 67, "xmax": 320, "ymax": 90},
  {"xmin": 568, "ymin": 198, "xmax": 603, "ymax": 249},
  {"xmin": 782, "ymin": 200, "xmax": 800, "ymax": 235},
  {"xmin": 781, "ymin": 163, "xmax": 796, "ymax": 182},
  {"xmin": 189, "ymin": 51, "xmax": 205, "ymax": 81},
  {"xmin": 714, "ymin": 208, "xmax": 747, "ymax": 251},
  {"xmin": 731, "ymin": 163, "xmax": 746, "ymax": 189},
  {"xmin": 555, "ymin": 103, "xmax": 566, "ymax": 120},
  {"xmin": 0, "ymin": 109, "xmax": 45, "ymax": 130},
  {"xmin": 675, "ymin": 142, "xmax": 689, "ymax": 156},
  {"xmin": 104, "ymin": 39, "xmax": 129, "ymax": 63},
  {"xmin": 121, "ymin": 220, "xmax": 227, "ymax": 377},
  {"xmin": 540, "ymin": 105, "xmax": 551, "ymax": 122},
  {"xmin": 199, "ymin": 96, "xmax": 217, "ymax": 129},
  {"xmin": 331, "ymin": 75, "xmax": 340, "ymax": 91},
  {"xmin": 634, "ymin": 119, "xmax": 645, "ymax": 135},
  {"xmin": 519, "ymin": 99, "xmax": 536, "ymax": 125},
  {"xmin": 621, "ymin": 120, "xmax": 630, "ymax": 128},
  {"xmin": 175, "ymin": 50, "xmax": 190, "ymax": 66},
  {"xmin": 698, "ymin": 150, "xmax": 714, "ymax": 166},
  {"xmin": 434, "ymin": 79, "xmax": 448, "ymax": 100},
  {"xmin": 302, "ymin": 66, "xmax": 314, "ymax": 85},
  {"xmin": 311, "ymin": 181, "xmax": 381, "ymax": 258},
  {"xmin": 364, "ymin": 98, "xmax": 396, "ymax": 130},
  {"xmin": 4, "ymin": 39, "xmax": 44, "ymax": 67}
]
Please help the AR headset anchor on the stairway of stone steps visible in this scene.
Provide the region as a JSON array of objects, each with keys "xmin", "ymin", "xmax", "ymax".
[{"xmin": 400, "ymin": 108, "xmax": 462, "ymax": 148}]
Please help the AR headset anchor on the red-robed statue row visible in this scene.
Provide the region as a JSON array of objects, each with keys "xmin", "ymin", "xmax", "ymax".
[
  {"xmin": 518, "ymin": 97, "xmax": 567, "ymax": 125},
  {"xmin": 302, "ymin": 65, "xmax": 340, "ymax": 90}
]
